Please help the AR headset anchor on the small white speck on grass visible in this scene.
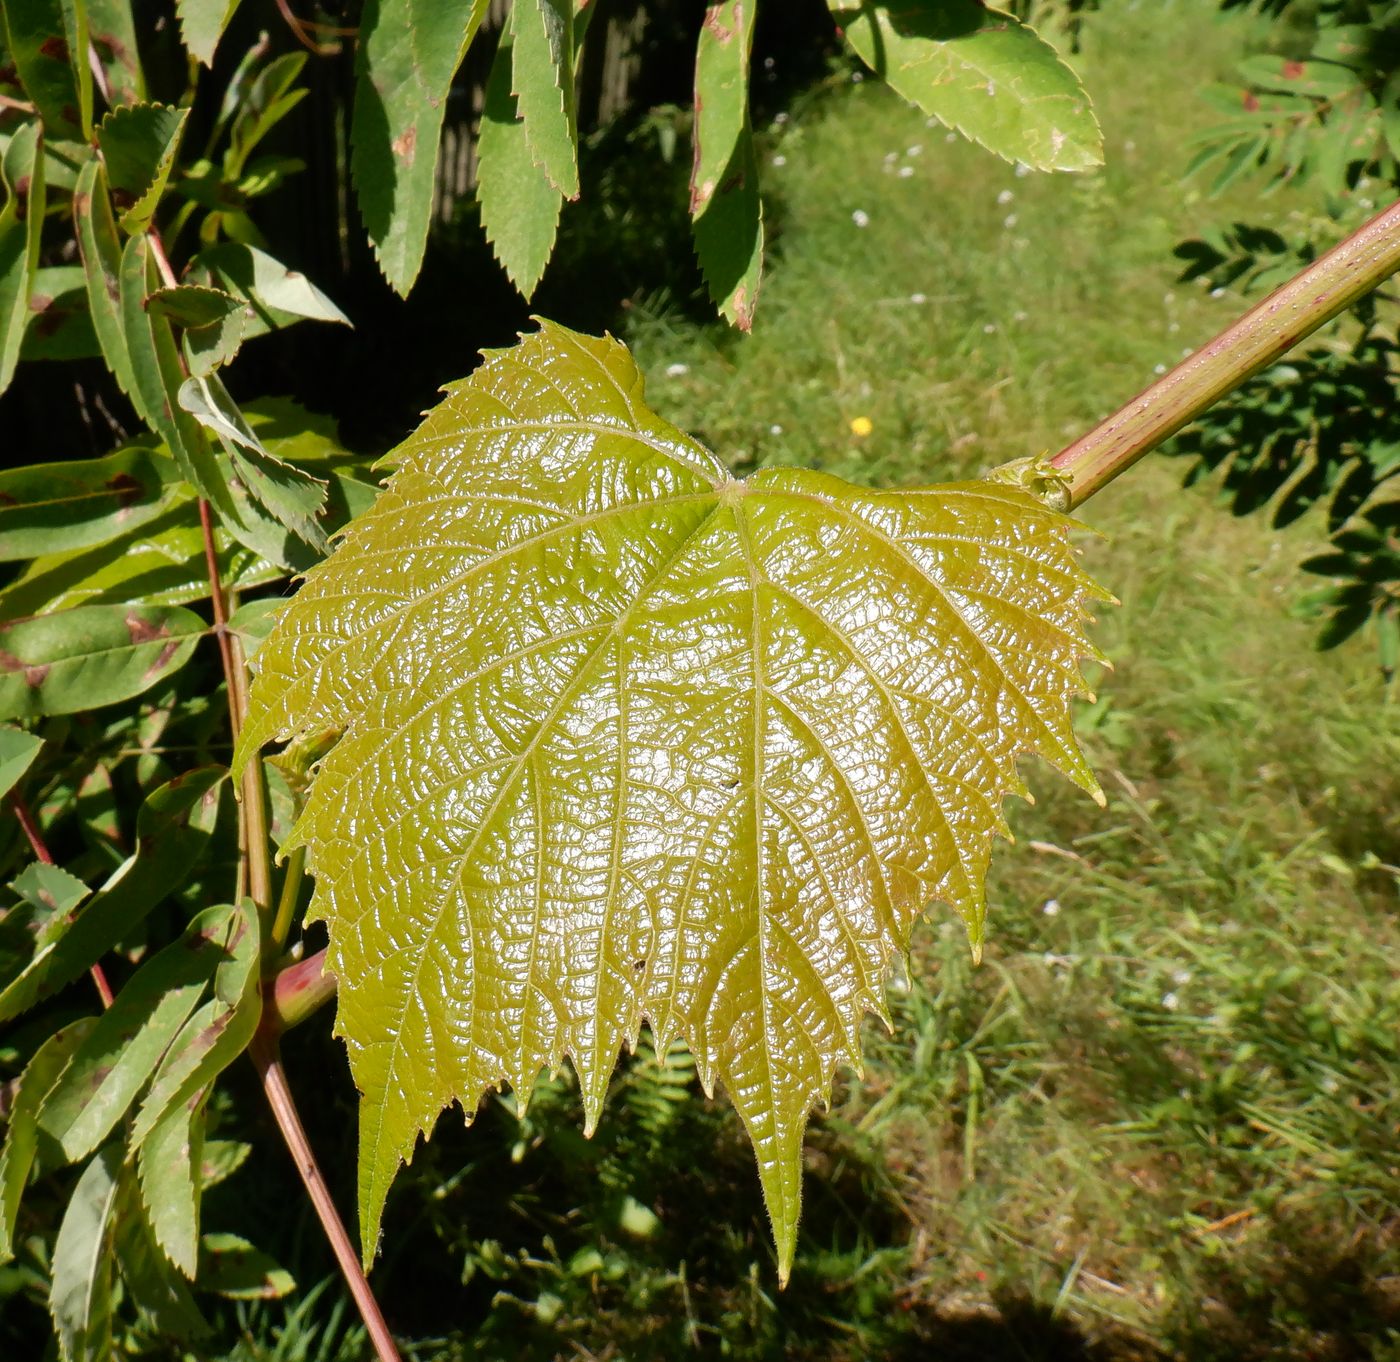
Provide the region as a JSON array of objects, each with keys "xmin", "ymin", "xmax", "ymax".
[
  {"xmin": 852, "ymin": 209, "xmax": 870, "ymax": 228},
  {"xmin": 851, "ymin": 70, "xmax": 864, "ymax": 82},
  {"xmin": 665, "ymin": 362, "xmax": 689, "ymax": 377},
  {"xmin": 1003, "ymin": 213, "xmax": 1018, "ymax": 229},
  {"xmin": 997, "ymin": 189, "xmax": 1014, "ymax": 205},
  {"xmin": 769, "ymin": 423, "xmax": 783, "ymax": 436},
  {"xmin": 1163, "ymin": 291, "xmax": 1176, "ymax": 305},
  {"xmin": 771, "ymin": 154, "xmax": 786, "ymax": 167},
  {"xmin": 1013, "ymin": 310, "xmax": 1029, "ymax": 322},
  {"xmin": 884, "ymin": 151, "xmax": 898, "ymax": 164},
  {"xmin": 1210, "ymin": 287, "xmax": 1227, "ymax": 298},
  {"xmin": 1042, "ymin": 898, "xmax": 1061, "ymax": 917},
  {"xmin": 1162, "ymin": 992, "xmax": 1180, "ymax": 1011},
  {"xmin": 1173, "ymin": 969, "xmax": 1193, "ymax": 986},
  {"xmin": 983, "ymin": 323, "xmax": 997, "ymax": 334},
  {"xmin": 898, "ymin": 165, "xmax": 914, "ymax": 179},
  {"xmin": 946, "ymin": 131, "xmax": 958, "ymax": 143},
  {"xmin": 773, "ymin": 111, "xmax": 788, "ymax": 126},
  {"xmin": 1154, "ymin": 363, "xmax": 1167, "ymax": 375},
  {"xmin": 1015, "ymin": 161, "xmax": 1030, "ymax": 177},
  {"xmin": 906, "ymin": 144, "xmax": 923, "ymax": 157},
  {"xmin": 909, "ymin": 292, "xmax": 927, "ymax": 304}
]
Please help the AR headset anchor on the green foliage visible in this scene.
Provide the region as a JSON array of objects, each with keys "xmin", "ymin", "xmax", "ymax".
[
  {"xmin": 236, "ymin": 321, "xmax": 1107, "ymax": 1281},
  {"xmin": 343, "ymin": 0, "xmax": 1101, "ymax": 307},
  {"xmin": 1167, "ymin": 0, "xmax": 1400, "ymax": 669}
]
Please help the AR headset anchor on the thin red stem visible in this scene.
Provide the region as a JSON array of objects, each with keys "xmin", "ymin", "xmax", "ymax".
[
  {"xmin": 250, "ymin": 1036, "xmax": 401, "ymax": 1362},
  {"xmin": 10, "ymin": 794, "xmax": 113, "ymax": 1008}
]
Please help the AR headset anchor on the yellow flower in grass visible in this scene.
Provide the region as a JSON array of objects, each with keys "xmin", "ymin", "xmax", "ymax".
[{"xmin": 849, "ymin": 415, "xmax": 873, "ymax": 438}]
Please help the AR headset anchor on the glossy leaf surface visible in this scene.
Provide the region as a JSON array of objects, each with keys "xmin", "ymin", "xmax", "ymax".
[
  {"xmin": 830, "ymin": 0, "xmax": 1103, "ymax": 172},
  {"xmin": 237, "ymin": 322, "xmax": 1106, "ymax": 1277}
]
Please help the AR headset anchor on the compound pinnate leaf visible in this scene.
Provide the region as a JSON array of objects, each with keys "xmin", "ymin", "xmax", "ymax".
[
  {"xmin": 830, "ymin": 0, "xmax": 1103, "ymax": 172},
  {"xmin": 351, "ymin": 0, "xmax": 491, "ymax": 295},
  {"xmin": 692, "ymin": 0, "xmax": 763, "ymax": 330},
  {"xmin": 236, "ymin": 321, "xmax": 1107, "ymax": 1278}
]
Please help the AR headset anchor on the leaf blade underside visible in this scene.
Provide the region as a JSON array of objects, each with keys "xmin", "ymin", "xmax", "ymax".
[{"xmin": 237, "ymin": 321, "xmax": 1107, "ymax": 1280}]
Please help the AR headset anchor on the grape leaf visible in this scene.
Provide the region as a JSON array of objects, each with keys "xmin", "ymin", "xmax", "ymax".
[
  {"xmin": 830, "ymin": 0, "xmax": 1103, "ymax": 172},
  {"xmin": 236, "ymin": 321, "xmax": 1108, "ymax": 1279},
  {"xmin": 692, "ymin": 0, "xmax": 763, "ymax": 329}
]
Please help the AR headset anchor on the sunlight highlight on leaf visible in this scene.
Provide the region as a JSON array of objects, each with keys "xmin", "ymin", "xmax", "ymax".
[{"xmin": 236, "ymin": 321, "xmax": 1108, "ymax": 1280}]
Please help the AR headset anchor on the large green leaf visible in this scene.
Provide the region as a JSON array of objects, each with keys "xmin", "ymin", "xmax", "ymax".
[
  {"xmin": 48, "ymin": 1145, "xmax": 122, "ymax": 1362},
  {"xmin": 0, "ymin": 119, "xmax": 45, "ymax": 396},
  {"xmin": 351, "ymin": 0, "xmax": 491, "ymax": 295},
  {"xmin": 477, "ymin": 20, "xmax": 563, "ymax": 299},
  {"xmin": 692, "ymin": 1, "xmax": 762, "ymax": 330},
  {"xmin": 0, "ymin": 602, "xmax": 205, "ymax": 720},
  {"xmin": 236, "ymin": 322, "xmax": 1107, "ymax": 1278},
  {"xmin": 0, "ymin": 768, "xmax": 225, "ymax": 1024},
  {"xmin": 830, "ymin": 0, "xmax": 1103, "ymax": 172},
  {"xmin": 0, "ymin": 446, "xmax": 175, "ymax": 561}
]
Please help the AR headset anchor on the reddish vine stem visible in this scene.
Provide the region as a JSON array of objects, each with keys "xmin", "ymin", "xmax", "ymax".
[
  {"xmin": 251, "ymin": 1035, "xmax": 402, "ymax": 1362},
  {"xmin": 1052, "ymin": 197, "xmax": 1400, "ymax": 506},
  {"xmin": 9, "ymin": 794, "xmax": 113, "ymax": 1008},
  {"xmin": 186, "ymin": 367, "xmax": 387, "ymax": 1346}
]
